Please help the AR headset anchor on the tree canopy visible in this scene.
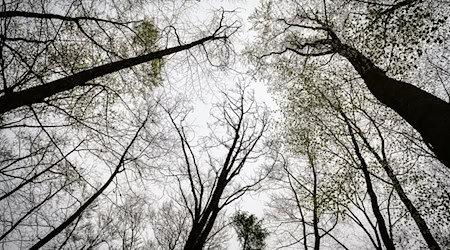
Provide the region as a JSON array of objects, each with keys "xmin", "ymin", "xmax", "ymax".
[{"xmin": 1, "ymin": 0, "xmax": 449, "ymax": 249}]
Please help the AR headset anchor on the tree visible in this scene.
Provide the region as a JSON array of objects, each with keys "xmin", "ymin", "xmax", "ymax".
[
  {"xmin": 267, "ymin": 150, "xmax": 349, "ymax": 250},
  {"xmin": 151, "ymin": 83, "xmax": 276, "ymax": 250},
  {"xmin": 231, "ymin": 211, "xmax": 269, "ymax": 250},
  {"xmin": 0, "ymin": 1, "xmax": 239, "ymax": 248},
  {"xmin": 268, "ymin": 59, "xmax": 449, "ymax": 249},
  {"xmin": 0, "ymin": 5, "xmax": 236, "ymax": 115},
  {"xmin": 250, "ymin": 0, "xmax": 450, "ymax": 168},
  {"xmin": 28, "ymin": 113, "xmax": 150, "ymax": 250}
]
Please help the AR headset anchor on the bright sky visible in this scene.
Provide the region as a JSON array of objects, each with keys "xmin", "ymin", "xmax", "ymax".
[
  {"xmin": 172, "ymin": 1, "xmax": 276, "ymax": 248},
  {"xmin": 187, "ymin": 0, "xmax": 278, "ymax": 134}
]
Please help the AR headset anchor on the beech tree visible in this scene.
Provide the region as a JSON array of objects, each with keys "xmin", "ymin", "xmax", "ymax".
[{"xmin": 250, "ymin": 0, "xmax": 450, "ymax": 168}]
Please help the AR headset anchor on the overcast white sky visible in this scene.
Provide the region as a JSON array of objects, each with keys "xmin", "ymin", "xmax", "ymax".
[
  {"xmin": 189, "ymin": 0, "xmax": 276, "ymax": 212},
  {"xmin": 169, "ymin": 1, "xmax": 277, "ymax": 248}
]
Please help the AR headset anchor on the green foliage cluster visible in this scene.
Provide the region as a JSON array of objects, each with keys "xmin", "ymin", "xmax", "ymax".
[
  {"xmin": 133, "ymin": 20, "xmax": 159, "ymax": 52},
  {"xmin": 232, "ymin": 211, "xmax": 269, "ymax": 250},
  {"xmin": 132, "ymin": 20, "xmax": 163, "ymax": 87}
]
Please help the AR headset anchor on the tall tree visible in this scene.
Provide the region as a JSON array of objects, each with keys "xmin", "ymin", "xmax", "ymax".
[
  {"xmin": 0, "ymin": 1, "xmax": 239, "ymax": 248},
  {"xmin": 266, "ymin": 139, "xmax": 352, "ymax": 249},
  {"xmin": 250, "ymin": 0, "xmax": 450, "ymax": 168},
  {"xmin": 270, "ymin": 59, "xmax": 449, "ymax": 249},
  {"xmin": 0, "ymin": 3, "xmax": 236, "ymax": 115},
  {"xmin": 152, "ymin": 84, "xmax": 276, "ymax": 250}
]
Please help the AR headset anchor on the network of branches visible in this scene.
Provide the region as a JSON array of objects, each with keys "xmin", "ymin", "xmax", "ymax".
[{"xmin": 0, "ymin": 0, "xmax": 449, "ymax": 249}]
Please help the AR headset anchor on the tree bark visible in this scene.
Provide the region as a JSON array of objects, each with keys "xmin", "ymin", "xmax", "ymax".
[
  {"xmin": 337, "ymin": 44, "xmax": 450, "ymax": 168},
  {"xmin": 0, "ymin": 35, "xmax": 222, "ymax": 115}
]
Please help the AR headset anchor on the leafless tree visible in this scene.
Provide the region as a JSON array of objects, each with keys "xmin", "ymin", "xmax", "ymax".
[{"xmin": 152, "ymin": 83, "xmax": 276, "ymax": 250}]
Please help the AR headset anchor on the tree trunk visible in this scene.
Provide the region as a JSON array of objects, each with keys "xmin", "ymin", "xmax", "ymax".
[
  {"xmin": 183, "ymin": 179, "xmax": 226, "ymax": 250},
  {"xmin": 337, "ymin": 44, "xmax": 450, "ymax": 168},
  {"xmin": 347, "ymin": 109, "xmax": 442, "ymax": 250},
  {"xmin": 383, "ymin": 162, "xmax": 441, "ymax": 250},
  {"xmin": 29, "ymin": 118, "xmax": 147, "ymax": 249},
  {"xmin": 310, "ymin": 152, "xmax": 321, "ymax": 250},
  {"xmin": 0, "ymin": 35, "xmax": 220, "ymax": 115},
  {"xmin": 359, "ymin": 161, "xmax": 396, "ymax": 250},
  {"xmin": 345, "ymin": 119, "xmax": 396, "ymax": 250},
  {"xmin": 183, "ymin": 208, "xmax": 221, "ymax": 250}
]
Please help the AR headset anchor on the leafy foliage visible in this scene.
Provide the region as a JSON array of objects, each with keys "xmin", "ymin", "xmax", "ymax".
[
  {"xmin": 2, "ymin": 1, "xmax": 450, "ymax": 249},
  {"xmin": 232, "ymin": 211, "xmax": 269, "ymax": 250},
  {"xmin": 132, "ymin": 20, "xmax": 164, "ymax": 87}
]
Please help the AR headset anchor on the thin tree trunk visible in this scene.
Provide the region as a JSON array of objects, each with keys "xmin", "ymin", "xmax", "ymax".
[
  {"xmin": 352, "ymin": 111, "xmax": 442, "ymax": 250},
  {"xmin": 287, "ymin": 173, "xmax": 309, "ymax": 250},
  {"xmin": 242, "ymin": 235, "xmax": 249, "ymax": 250},
  {"xmin": 29, "ymin": 117, "xmax": 148, "ymax": 249},
  {"xmin": 344, "ymin": 119, "xmax": 396, "ymax": 250},
  {"xmin": 383, "ymin": 162, "xmax": 441, "ymax": 250},
  {"xmin": 309, "ymin": 152, "xmax": 321, "ymax": 250},
  {"xmin": 358, "ymin": 161, "xmax": 396, "ymax": 250}
]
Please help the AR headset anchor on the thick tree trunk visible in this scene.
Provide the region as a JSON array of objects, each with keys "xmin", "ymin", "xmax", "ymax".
[
  {"xmin": 183, "ymin": 207, "xmax": 221, "ymax": 250},
  {"xmin": 0, "ymin": 35, "xmax": 219, "ymax": 115},
  {"xmin": 337, "ymin": 44, "xmax": 450, "ymax": 168},
  {"xmin": 183, "ymin": 177, "xmax": 227, "ymax": 250}
]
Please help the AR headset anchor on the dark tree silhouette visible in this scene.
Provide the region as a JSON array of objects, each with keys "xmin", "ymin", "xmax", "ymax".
[
  {"xmin": 0, "ymin": 9, "xmax": 235, "ymax": 115},
  {"xmin": 232, "ymin": 211, "xmax": 269, "ymax": 250},
  {"xmin": 252, "ymin": 0, "xmax": 450, "ymax": 168},
  {"xmin": 0, "ymin": 1, "xmax": 239, "ymax": 248},
  {"xmin": 161, "ymin": 84, "xmax": 274, "ymax": 250}
]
